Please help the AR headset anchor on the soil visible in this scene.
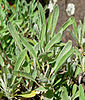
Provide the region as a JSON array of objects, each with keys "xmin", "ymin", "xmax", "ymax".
[{"xmin": 56, "ymin": 0, "xmax": 85, "ymax": 45}]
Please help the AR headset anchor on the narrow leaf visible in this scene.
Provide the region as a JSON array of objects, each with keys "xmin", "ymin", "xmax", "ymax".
[
  {"xmin": 0, "ymin": 55, "xmax": 4, "ymax": 66},
  {"xmin": 11, "ymin": 49, "xmax": 27, "ymax": 85},
  {"xmin": 81, "ymin": 57, "xmax": 85, "ymax": 72},
  {"xmin": 20, "ymin": 35, "xmax": 38, "ymax": 60},
  {"xmin": 73, "ymin": 91, "xmax": 79, "ymax": 100},
  {"xmin": 40, "ymin": 25, "xmax": 46, "ymax": 48},
  {"xmin": 38, "ymin": 2, "xmax": 45, "ymax": 25},
  {"xmin": 51, "ymin": 41, "xmax": 73, "ymax": 74},
  {"xmin": 46, "ymin": 13, "xmax": 53, "ymax": 34},
  {"xmin": 79, "ymin": 84, "xmax": 85, "ymax": 100},
  {"xmin": 45, "ymin": 33, "xmax": 61, "ymax": 52},
  {"xmin": 72, "ymin": 84, "xmax": 77, "ymax": 97},
  {"xmin": 58, "ymin": 17, "xmax": 75, "ymax": 35},
  {"xmin": 51, "ymin": 4, "xmax": 59, "ymax": 37},
  {"xmin": 46, "ymin": 13, "xmax": 53, "ymax": 43},
  {"xmin": 73, "ymin": 19, "xmax": 78, "ymax": 38},
  {"xmin": 8, "ymin": 22, "xmax": 23, "ymax": 51},
  {"xmin": 18, "ymin": 90, "xmax": 36, "ymax": 98}
]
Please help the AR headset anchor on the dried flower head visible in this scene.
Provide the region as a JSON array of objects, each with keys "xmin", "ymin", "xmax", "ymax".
[{"xmin": 66, "ymin": 3, "xmax": 75, "ymax": 16}]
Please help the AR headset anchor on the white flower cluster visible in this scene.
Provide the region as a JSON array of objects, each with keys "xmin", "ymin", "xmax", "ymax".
[
  {"xmin": 48, "ymin": 0, "xmax": 57, "ymax": 12},
  {"xmin": 66, "ymin": 3, "xmax": 75, "ymax": 16}
]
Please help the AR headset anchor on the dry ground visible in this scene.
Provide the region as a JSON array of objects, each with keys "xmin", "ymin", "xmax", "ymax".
[{"xmin": 56, "ymin": 0, "xmax": 85, "ymax": 45}]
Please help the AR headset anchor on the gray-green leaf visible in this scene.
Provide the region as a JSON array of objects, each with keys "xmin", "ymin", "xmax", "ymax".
[
  {"xmin": 8, "ymin": 22, "xmax": 23, "ymax": 51},
  {"xmin": 51, "ymin": 4, "xmax": 59, "ymax": 37},
  {"xmin": 79, "ymin": 84, "xmax": 85, "ymax": 100},
  {"xmin": 51, "ymin": 41, "xmax": 73, "ymax": 74},
  {"xmin": 11, "ymin": 49, "xmax": 27, "ymax": 85},
  {"xmin": 45, "ymin": 33, "xmax": 61, "ymax": 52},
  {"xmin": 20, "ymin": 35, "xmax": 38, "ymax": 61}
]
